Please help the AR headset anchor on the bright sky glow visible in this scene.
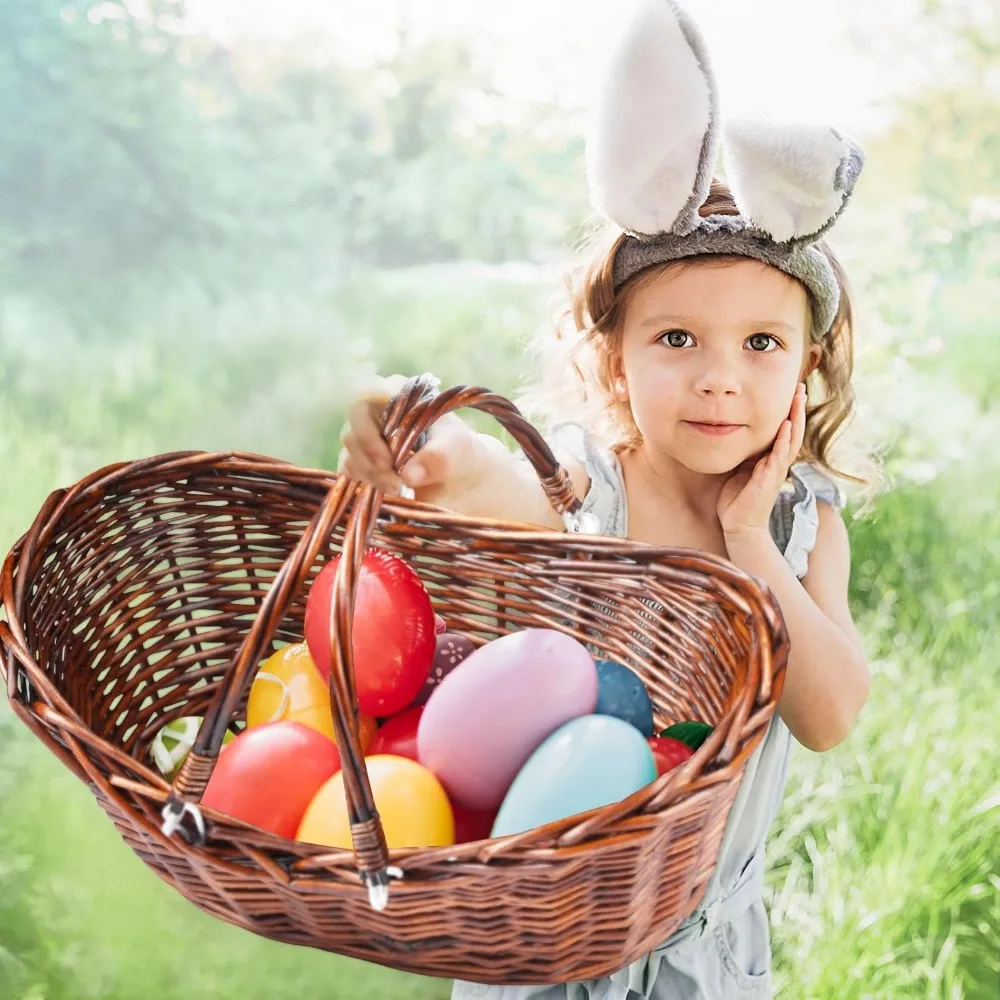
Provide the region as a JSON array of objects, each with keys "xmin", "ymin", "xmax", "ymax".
[{"xmin": 185, "ymin": 0, "xmax": 942, "ymax": 135}]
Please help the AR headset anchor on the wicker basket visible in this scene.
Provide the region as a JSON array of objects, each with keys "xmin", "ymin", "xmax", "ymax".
[{"xmin": 0, "ymin": 375, "xmax": 788, "ymax": 986}]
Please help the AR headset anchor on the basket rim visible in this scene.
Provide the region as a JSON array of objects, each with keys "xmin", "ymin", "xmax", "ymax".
[
  {"xmin": 1, "ymin": 447, "xmax": 788, "ymax": 869},
  {"xmin": 5, "ymin": 446, "xmax": 790, "ymax": 597}
]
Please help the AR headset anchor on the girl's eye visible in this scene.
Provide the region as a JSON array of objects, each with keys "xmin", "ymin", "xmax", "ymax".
[
  {"xmin": 747, "ymin": 333, "xmax": 779, "ymax": 352},
  {"xmin": 661, "ymin": 330, "xmax": 693, "ymax": 349}
]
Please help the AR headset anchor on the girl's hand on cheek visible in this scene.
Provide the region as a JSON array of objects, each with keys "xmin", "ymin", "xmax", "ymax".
[{"xmin": 717, "ymin": 383, "xmax": 807, "ymax": 542}]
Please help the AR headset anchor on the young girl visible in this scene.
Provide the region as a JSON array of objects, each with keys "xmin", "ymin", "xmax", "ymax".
[{"xmin": 338, "ymin": 3, "xmax": 871, "ymax": 997}]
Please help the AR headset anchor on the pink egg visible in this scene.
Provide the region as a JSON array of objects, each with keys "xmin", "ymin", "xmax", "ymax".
[
  {"xmin": 411, "ymin": 633, "xmax": 476, "ymax": 707},
  {"xmin": 416, "ymin": 629, "xmax": 598, "ymax": 811}
]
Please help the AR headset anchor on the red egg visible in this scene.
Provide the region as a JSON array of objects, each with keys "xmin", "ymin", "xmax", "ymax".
[
  {"xmin": 452, "ymin": 801, "xmax": 497, "ymax": 844},
  {"xmin": 305, "ymin": 548, "xmax": 435, "ymax": 718},
  {"xmin": 370, "ymin": 705, "xmax": 423, "ymax": 761},
  {"xmin": 647, "ymin": 736, "xmax": 694, "ymax": 776},
  {"xmin": 202, "ymin": 721, "xmax": 342, "ymax": 839},
  {"xmin": 412, "ymin": 632, "xmax": 476, "ymax": 707}
]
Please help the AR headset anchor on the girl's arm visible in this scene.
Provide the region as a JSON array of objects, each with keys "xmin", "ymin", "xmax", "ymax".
[
  {"xmin": 717, "ymin": 384, "xmax": 870, "ymax": 752},
  {"xmin": 724, "ymin": 505, "xmax": 870, "ymax": 752},
  {"xmin": 337, "ymin": 377, "xmax": 589, "ymax": 530},
  {"xmin": 410, "ymin": 425, "xmax": 590, "ymax": 531}
]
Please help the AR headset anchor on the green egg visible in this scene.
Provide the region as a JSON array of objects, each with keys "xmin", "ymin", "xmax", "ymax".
[{"xmin": 150, "ymin": 716, "xmax": 235, "ymax": 781}]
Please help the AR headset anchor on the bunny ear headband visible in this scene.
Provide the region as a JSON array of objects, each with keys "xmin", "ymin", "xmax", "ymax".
[{"xmin": 585, "ymin": 0, "xmax": 865, "ymax": 338}]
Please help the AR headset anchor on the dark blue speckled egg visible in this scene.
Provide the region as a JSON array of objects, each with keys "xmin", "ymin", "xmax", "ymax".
[{"xmin": 594, "ymin": 659, "xmax": 654, "ymax": 737}]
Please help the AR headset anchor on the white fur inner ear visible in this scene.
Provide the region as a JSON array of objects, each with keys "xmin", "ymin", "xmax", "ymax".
[
  {"xmin": 723, "ymin": 117, "xmax": 863, "ymax": 243},
  {"xmin": 586, "ymin": 0, "xmax": 718, "ymax": 237}
]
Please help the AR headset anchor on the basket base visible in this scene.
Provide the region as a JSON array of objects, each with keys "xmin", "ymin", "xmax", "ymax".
[{"xmin": 98, "ymin": 780, "xmax": 735, "ymax": 987}]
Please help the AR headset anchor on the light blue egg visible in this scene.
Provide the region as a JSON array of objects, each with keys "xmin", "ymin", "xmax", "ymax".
[
  {"xmin": 594, "ymin": 659, "xmax": 654, "ymax": 737},
  {"xmin": 491, "ymin": 715, "xmax": 657, "ymax": 838}
]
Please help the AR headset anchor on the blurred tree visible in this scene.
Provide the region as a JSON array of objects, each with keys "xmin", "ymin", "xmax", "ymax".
[
  {"xmin": 839, "ymin": 0, "xmax": 1000, "ymax": 409},
  {"xmin": 0, "ymin": 0, "xmax": 225, "ymax": 320},
  {"xmin": 851, "ymin": 0, "xmax": 999, "ymax": 276},
  {"xmin": 349, "ymin": 35, "xmax": 584, "ymax": 265},
  {"xmin": 0, "ymin": 2, "xmax": 586, "ymax": 329}
]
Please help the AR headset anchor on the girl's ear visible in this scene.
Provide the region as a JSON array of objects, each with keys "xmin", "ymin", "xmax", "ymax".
[
  {"xmin": 586, "ymin": 0, "xmax": 720, "ymax": 238},
  {"xmin": 607, "ymin": 351, "xmax": 629, "ymax": 401},
  {"xmin": 802, "ymin": 343, "xmax": 823, "ymax": 380}
]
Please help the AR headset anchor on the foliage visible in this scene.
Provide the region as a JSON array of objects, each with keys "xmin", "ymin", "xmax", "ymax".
[{"xmin": 0, "ymin": 0, "xmax": 585, "ymax": 330}]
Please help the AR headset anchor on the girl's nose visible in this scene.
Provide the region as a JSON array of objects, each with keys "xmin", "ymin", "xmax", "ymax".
[{"xmin": 694, "ymin": 362, "xmax": 741, "ymax": 396}]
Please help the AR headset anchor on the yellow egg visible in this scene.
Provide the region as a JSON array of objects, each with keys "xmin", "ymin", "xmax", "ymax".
[
  {"xmin": 247, "ymin": 643, "xmax": 377, "ymax": 750},
  {"xmin": 296, "ymin": 754, "xmax": 455, "ymax": 850}
]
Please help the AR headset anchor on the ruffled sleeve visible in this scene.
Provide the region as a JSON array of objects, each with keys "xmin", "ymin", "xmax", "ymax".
[{"xmin": 775, "ymin": 463, "xmax": 845, "ymax": 579}]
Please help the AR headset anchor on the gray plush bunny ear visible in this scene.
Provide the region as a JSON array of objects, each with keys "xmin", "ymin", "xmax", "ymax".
[
  {"xmin": 722, "ymin": 116, "xmax": 866, "ymax": 243},
  {"xmin": 585, "ymin": 0, "xmax": 720, "ymax": 238}
]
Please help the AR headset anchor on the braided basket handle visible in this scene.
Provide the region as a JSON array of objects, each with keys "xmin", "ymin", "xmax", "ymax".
[{"xmin": 161, "ymin": 374, "xmax": 592, "ymax": 909}]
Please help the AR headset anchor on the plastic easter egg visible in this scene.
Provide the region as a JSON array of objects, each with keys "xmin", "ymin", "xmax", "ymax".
[
  {"xmin": 648, "ymin": 736, "xmax": 694, "ymax": 776},
  {"xmin": 246, "ymin": 643, "xmax": 377, "ymax": 750},
  {"xmin": 247, "ymin": 643, "xmax": 334, "ymax": 738},
  {"xmin": 452, "ymin": 801, "xmax": 497, "ymax": 844},
  {"xmin": 150, "ymin": 716, "xmax": 235, "ymax": 780},
  {"xmin": 411, "ymin": 632, "xmax": 476, "ymax": 707},
  {"xmin": 491, "ymin": 715, "xmax": 657, "ymax": 838},
  {"xmin": 304, "ymin": 547, "xmax": 435, "ymax": 717},
  {"xmin": 417, "ymin": 628, "xmax": 599, "ymax": 811},
  {"xmin": 297, "ymin": 754, "xmax": 454, "ymax": 850},
  {"xmin": 369, "ymin": 705, "xmax": 423, "ymax": 761},
  {"xmin": 202, "ymin": 721, "xmax": 342, "ymax": 839},
  {"xmin": 594, "ymin": 659, "xmax": 654, "ymax": 737}
]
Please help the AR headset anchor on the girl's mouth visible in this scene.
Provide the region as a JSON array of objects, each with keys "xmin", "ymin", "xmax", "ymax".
[{"xmin": 683, "ymin": 421, "xmax": 745, "ymax": 436}]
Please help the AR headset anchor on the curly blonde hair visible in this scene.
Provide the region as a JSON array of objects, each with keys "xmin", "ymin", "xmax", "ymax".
[{"xmin": 517, "ymin": 180, "xmax": 872, "ymax": 490}]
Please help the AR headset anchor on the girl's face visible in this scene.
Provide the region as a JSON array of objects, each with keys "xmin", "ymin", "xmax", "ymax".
[{"xmin": 617, "ymin": 258, "xmax": 821, "ymax": 475}]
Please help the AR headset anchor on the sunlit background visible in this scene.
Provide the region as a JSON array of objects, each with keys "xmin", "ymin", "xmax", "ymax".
[
  {"xmin": 1, "ymin": 1, "xmax": 998, "ymax": 998},
  {"xmin": 186, "ymin": 0, "xmax": 946, "ymax": 126}
]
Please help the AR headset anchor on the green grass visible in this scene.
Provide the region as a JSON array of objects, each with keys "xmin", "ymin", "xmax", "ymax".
[
  {"xmin": 1, "ymin": 267, "xmax": 998, "ymax": 999},
  {"xmin": 768, "ymin": 631, "xmax": 1000, "ymax": 999}
]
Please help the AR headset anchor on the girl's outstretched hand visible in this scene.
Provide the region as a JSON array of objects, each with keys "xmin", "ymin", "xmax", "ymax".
[
  {"xmin": 717, "ymin": 383, "xmax": 807, "ymax": 542},
  {"xmin": 337, "ymin": 374, "xmax": 481, "ymax": 500}
]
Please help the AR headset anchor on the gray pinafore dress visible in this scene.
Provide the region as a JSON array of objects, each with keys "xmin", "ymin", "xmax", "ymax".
[{"xmin": 453, "ymin": 424, "xmax": 844, "ymax": 1000}]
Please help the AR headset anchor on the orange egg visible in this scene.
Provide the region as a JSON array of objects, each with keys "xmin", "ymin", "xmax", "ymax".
[
  {"xmin": 296, "ymin": 754, "xmax": 454, "ymax": 850},
  {"xmin": 247, "ymin": 643, "xmax": 376, "ymax": 751}
]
